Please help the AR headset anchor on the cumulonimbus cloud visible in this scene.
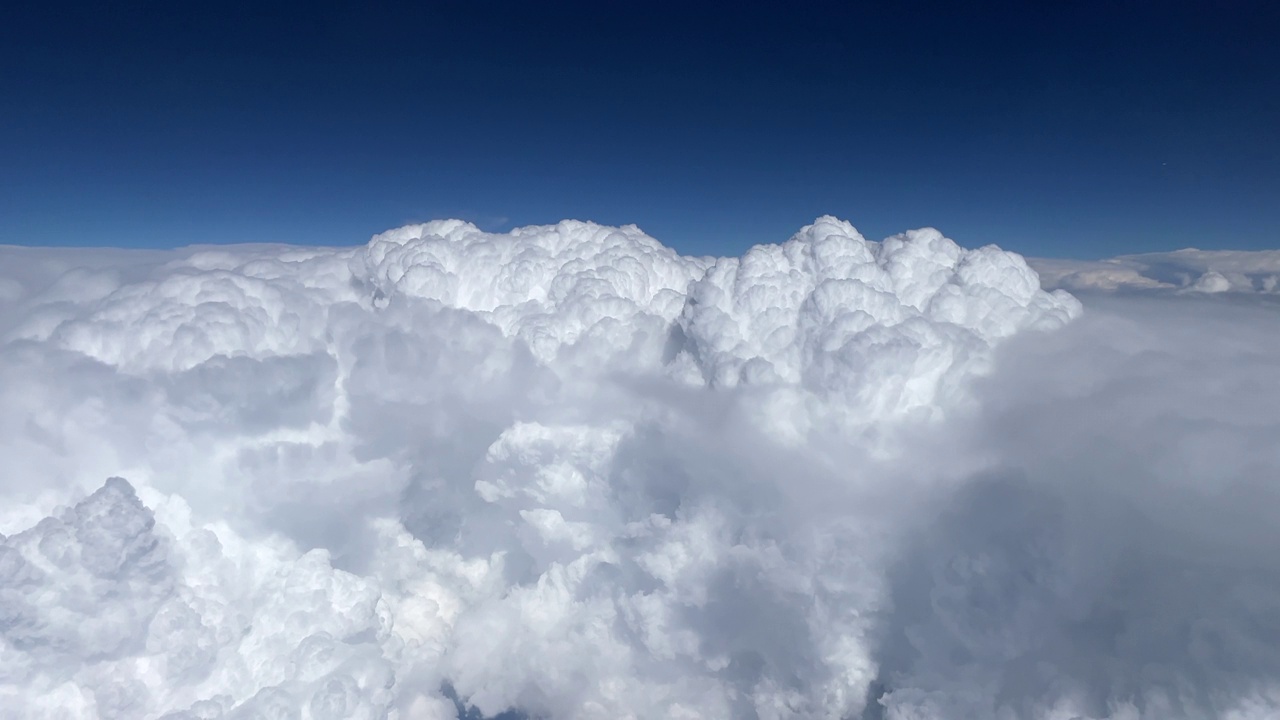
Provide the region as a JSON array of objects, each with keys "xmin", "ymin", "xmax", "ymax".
[{"xmin": 0, "ymin": 218, "xmax": 1275, "ymax": 719}]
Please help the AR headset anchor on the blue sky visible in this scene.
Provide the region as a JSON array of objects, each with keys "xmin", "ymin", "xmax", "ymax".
[{"xmin": 2, "ymin": 1, "xmax": 1277, "ymax": 258}]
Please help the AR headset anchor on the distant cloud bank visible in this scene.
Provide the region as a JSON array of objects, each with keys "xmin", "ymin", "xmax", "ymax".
[
  {"xmin": 1, "ymin": 219, "xmax": 1276, "ymax": 719},
  {"xmin": 1030, "ymin": 248, "xmax": 1280, "ymax": 294}
]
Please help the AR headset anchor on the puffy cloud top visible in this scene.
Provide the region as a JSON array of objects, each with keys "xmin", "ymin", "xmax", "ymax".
[
  {"xmin": 676, "ymin": 219, "xmax": 1077, "ymax": 416},
  {"xmin": 28, "ymin": 217, "xmax": 1280, "ymax": 720},
  {"xmin": 345, "ymin": 217, "xmax": 1079, "ymax": 423},
  {"xmin": 6, "ymin": 218, "xmax": 1078, "ymax": 416}
]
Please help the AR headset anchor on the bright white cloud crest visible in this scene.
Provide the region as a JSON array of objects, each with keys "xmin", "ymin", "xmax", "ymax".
[{"xmin": 1, "ymin": 218, "xmax": 1277, "ymax": 720}]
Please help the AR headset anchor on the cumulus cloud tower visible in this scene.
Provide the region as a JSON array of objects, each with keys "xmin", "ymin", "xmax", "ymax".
[{"xmin": 0, "ymin": 216, "xmax": 1097, "ymax": 719}]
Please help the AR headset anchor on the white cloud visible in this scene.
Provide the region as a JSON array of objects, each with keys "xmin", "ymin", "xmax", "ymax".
[
  {"xmin": 0, "ymin": 219, "xmax": 1274, "ymax": 719},
  {"xmin": 867, "ymin": 292, "xmax": 1280, "ymax": 720},
  {"xmin": 1030, "ymin": 248, "xmax": 1280, "ymax": 294}
]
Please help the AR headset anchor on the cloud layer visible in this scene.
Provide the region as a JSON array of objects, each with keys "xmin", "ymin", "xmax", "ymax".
[
  {"xmin": 0, "ymin": 219, "xmax": 1275, "ymax": 719},
  {"xmin": 1031, "ymin": 248, "xmax": 1280, "ymax": 295}
]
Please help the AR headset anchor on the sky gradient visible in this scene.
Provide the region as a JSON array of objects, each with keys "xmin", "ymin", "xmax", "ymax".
[{"xmin": 3, "ymin": 0, "xmax": 1277, "ymax": 258}]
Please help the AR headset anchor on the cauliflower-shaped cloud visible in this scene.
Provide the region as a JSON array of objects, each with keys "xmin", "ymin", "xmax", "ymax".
[
  {"xmin": 676, "ymin": 219, "xmax": 1078, "ymax": 419},
  {"xmin": 4, "ymin": 217, "xmax": 1273, "ymax": 719},
  {"xmin": 351, "ymin": 219, "xmax": 707, "ymax": 368},
  {"xmin": 1, "ymin": 477, "xmax": 398, "ymax": 720}
]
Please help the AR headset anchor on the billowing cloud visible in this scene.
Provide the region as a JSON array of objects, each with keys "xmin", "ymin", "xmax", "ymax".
[{"xmin": 0, "ymin": 219, "xmax": 1274, "ymax": 719}]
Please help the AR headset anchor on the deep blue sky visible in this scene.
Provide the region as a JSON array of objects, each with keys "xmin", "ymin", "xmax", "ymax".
[{"xmin": 2, "ymin": 1, "xmax": 1277, "ymax": 258}]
